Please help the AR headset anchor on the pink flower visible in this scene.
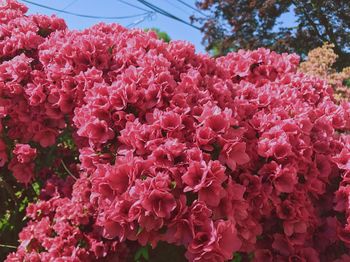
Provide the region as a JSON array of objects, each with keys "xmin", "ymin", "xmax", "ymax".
[
  {"xmin": 186, "ymin": 220, "xmax": 241, "ymax": 262},
  {"xmin": 219, "ymin": 142, "xmax": 250, "ymax": 171},
  {"xmin": 196, "ymin": 126, "xmax": 216, "ymax": 149},
  {"xmin": 198, "ymin": 183, "xmax": 226, "ymax": 207},
  {"xmin": 77, "ymin": 118, "xmax": 114, "ymax": 146},
  {"xmin": 198, "ymin": 161, "xmax": 227, "ymax": 206},
  {"xmin": 57, "ymin": 92, "xmax": 74, "ymax": 113},
  {"xmin": 254, "ymin": 249, "xmax": 273, "ymax": 262},
  {"xmin": 214, "ymin": 220, "xmax": 242, "ymax": 259},
  {"xmin": 189, "ymin": 201, "xmax": 212, "ymax": 227},
  {"xmin": 13, "ymin": 144, "xmax": 37, "ymax": 164},
  {"xmin": 276, "ymin": 200, "xmax": 296, "ymax": 220},
  {"xmin": 160, "ymin": 111, "xmax": 182, "ymax": 131},
  {"xmin": 8, "ymin": 159, "xmax": 34, "ymax": 185},
  {"xmin": 142, "ymin": 189, "xmax": 176, "ymax": 218},
  {"xmin": 102, "ymin": 220, "xmax": 125, "ymax": 240},
  {"xmin": 78, "ymin": 147, "xmax": 100, "ymax": 173},
  {"xmin": 283, "ymin": 220, "xmax": 307, "ymax": 236},
  {"xmin": 187, "ymin": 222, "xmax": 216, "ymax": 261},
  {"xmin": 109, "ymin": 88, "xmax": 127, "ymax": 110},
  {"xmin": 25, "ymin": 83, "xmax": 47, "ymax": 106},
  {"xmin": 334, "ymin": 186, "xmax": 350, "ymax": 212},
  {"xmin": 333, "ymin": 149, "xmax": 350, "ymax": 171},
  {"xmin": 273, "ymin": 165, "xmax": 298, "ymax": 193},
  {"xmin": 258, "ymin": 132, "xmax": 293, "ymax": 160},
  {"xmin": 3, "ymin": 2, "xmax": 350, "ymax": 260},
  {"xmin": 33, "ymin": 128, "xmax": 57, "ymax": 147},
  {"xmin": 272, "ymin": 233, "xmax": 293, "ymax": 256},
  {"xmin": 182, "ymin": 161, "xmax": 208, "ymax": 192},
  {"xmin": 106, "ymin": 164, "xmax": 131, "ymax": 195},
  {"xmin": 204, "ymin": 113, "xmax": 230, "ymax": 133},
  {"xmin": 296, "ymin": 247, "xmax": 319, "ymax": 262}
]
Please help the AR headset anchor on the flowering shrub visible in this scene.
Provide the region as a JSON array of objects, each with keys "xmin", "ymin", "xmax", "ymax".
[
  {"xmin": 299, "ymin": 43, "xmax": 350, "ymax": 101},
  {"xmin": 1, "ymin": 1, "xmax": 350, "ymax": 261}
]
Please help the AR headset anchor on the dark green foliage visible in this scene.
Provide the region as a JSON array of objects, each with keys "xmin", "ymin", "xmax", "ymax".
[
  {"xmin": 0, "ymin": 126, "xmax": 78, "ymax": 260},
  {"xmin": 194, "ymin": 0, "xmax": 350, "ymax": 70}
]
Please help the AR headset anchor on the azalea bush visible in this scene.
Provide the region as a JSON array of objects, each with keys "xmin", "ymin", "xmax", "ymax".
[
  {"xmin": 1, "ymin": 1, "xmax": 350, "ymax": 261},
  {"xmin": 299, "ymin": 43, "xmax": 350, "ymax": 102}
]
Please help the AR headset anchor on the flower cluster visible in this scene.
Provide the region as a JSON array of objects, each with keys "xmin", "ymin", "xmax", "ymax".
[
  {"xmin": 2, "ymin": 1, "xmax": 350, "ymax": 261},
  {"xmin": 299, "ymin": 42, "xmax": 350, "ymax": 101},
  {"xmin": 8, "ymin": 143, "xmax": 37, "ymax": 184}
]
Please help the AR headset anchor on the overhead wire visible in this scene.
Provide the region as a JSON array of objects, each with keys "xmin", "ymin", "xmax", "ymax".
[
  {"xmin": 164, "ymin": 0, "xmax": 192, "ymax": 15},
  {"xmin": 175, "ymin": 0, "xmax": 208, "ymax": 17},
  {"xmin": 136, "ymin": 0, "xmax": 201, "ymax": 30},
  {"xmin": 127, "ymin": 12, "xmax": 155, "ymax": 28},
  {"xmin": 115, "ymin": 0, "xmax": 150, "ymax": 12},
  {"xmin": 62, "ymin": 0, "xmax": 79, "ymax": 11},
  {"xmin": 115, "ymin": 0, "xmax": 156, "ymax": 28},
  {"xmin": 21, "ymin": 0, "xmax": 201, "ymax": 31},
  {"xmin": 20, "ymin": 0, "xmax": 152, "ymax": 20}
]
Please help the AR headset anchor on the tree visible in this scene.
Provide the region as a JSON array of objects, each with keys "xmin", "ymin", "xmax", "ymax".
[{"xmin": 193, "ymin": 0, "xmax": 350, "ymax": 69}]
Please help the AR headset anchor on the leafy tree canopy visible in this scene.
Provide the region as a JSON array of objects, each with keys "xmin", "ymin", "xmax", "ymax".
[{"xmin": 193, "ymin": 0, "xmax": 350, "ymax": 69}]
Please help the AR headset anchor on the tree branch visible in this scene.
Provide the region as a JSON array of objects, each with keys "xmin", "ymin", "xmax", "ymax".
[{"xmin": 291, "ymin": 0, "xmax": 327, "ymax": 42}]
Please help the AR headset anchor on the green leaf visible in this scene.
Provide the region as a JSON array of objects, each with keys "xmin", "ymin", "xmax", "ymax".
[
  {"xmin": 19, "ymin": 196, "xmax": 29, "ymax": 212},
  {"xmin": 232, "ymin": 252, "xmax": 242, "ymax": 262},
  {"xmin": 108, "ymin": 44, "xmax": 115, "ymax": 55},
  {"xmin": 344, "ymin": 78, "xmax": 350, "ymax": 87},
  {"xmin": 15, "ymin": 191, "xmax": 22, "ymax": 198},
  {"xmin": 136, "ymin": 226, "xmax": 143, "ymax": 236},
  {"xmin": 32, "ymin": 182, "xmax": 40, "ymax": 196},
  {"xmin": 77, "ymin": 239, "xmax": 88, "ymax": 248},
  {"xmin": 0, "ymin": 211, "xmax": 11, "ymax": 232},
  {"xmin": 143, "ymin": 247, "xmax": 149, "ymax": 260},
  {"xmin": 134, "ymin": 245, "xmax": 150, "ymax": 261},
  {"xmin": 144, "ymin": 28, "xmax": 171, "ymax": 43}
]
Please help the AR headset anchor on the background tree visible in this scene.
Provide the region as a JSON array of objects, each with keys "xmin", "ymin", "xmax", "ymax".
[{"xmin": 193, "ymin": 0, "xmax": 350, "ymax": 70}]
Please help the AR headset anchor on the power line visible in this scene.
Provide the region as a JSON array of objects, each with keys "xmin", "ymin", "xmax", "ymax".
[
  {"xmin": 164, "ymin": 0, "xmax": 192, "ymax": 15},
  {"xmin": 175, "ymin": 0, "xmax": 208, "ymax": 17},
  {"xmin": 127, "ymin": 12, "xmax": 155, "ymax": 28},
  {"xmin": 116, "ymin": 0, "xmax": 150, "ymax": 13},
  {"xmin": 21, "ymin": 0, "xmax": 152, "ymax": 20},
  {"xmin": 62, "ymin": 0, "xmax": 79, "ymax": 11},
  {"xmin": 136, "ymin": 0, "xmax": 201, "ymax": 30}
]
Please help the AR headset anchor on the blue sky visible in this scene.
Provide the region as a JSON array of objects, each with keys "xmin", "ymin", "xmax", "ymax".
[
  {"xmin": 20, "ymin": 0, "xmax": 207, "ymax": 52},
  {"xmin": 19, "ymin": 0, "xmax": 296, "ymax": 54}
]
